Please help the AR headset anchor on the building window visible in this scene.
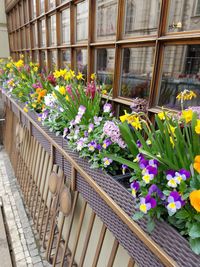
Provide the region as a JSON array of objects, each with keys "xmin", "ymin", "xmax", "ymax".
[
  {"xmin": 61, "ymin": 9, "xmax": 70, "ymax": 44},
  {"xmin": 120, "ymin": 47, "xmax": 155, "ymax": 99},
  {"xmin": 158, "ymin": 45, "xmax": 200, "ymax": 110},
  {"xmin": 40, "ymin": 20, "xmax": 46, "ymax": 47},
  {"xmin": 195, "ymin": 0, "xmax": 200, "ymax": 15},
  {"xmin": 75, "ymin": 49, "xmax": 88, "ymax": 77},
  {"xmin": 76, "ymin": 0, "xmax": 88, "ymax": 42},
  {"xmin": 61, "ymin": 50, "xmax": 71, "ymax": 69},
  {"xmin": 49, "ymin": 15, "xmax": 57, "ymax": 46},
  {"xmin": 96, "ymin": 48, "xmax": 115, "ymax": 92},
  {"xmin": 96, "ymin": 0, "xmax": 118, "ymax": 40}
]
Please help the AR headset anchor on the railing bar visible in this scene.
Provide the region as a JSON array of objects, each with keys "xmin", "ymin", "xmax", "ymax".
[
  {"xmin": 92, "ymin": 224, "xmax": 107, "ymax": 267},
  {"xmin": 107, "ymin": 238, "xmax": 119, "ymax": 267},
  {"xmin": 127, "ymin": 257, "xmax": 135, "ymax": 267}
]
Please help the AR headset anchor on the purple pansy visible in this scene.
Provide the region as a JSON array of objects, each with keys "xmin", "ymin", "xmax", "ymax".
[
  {"xmin": 122, "ymin": 164, "xmax": 128, "ymax": 175},
  {"xmin": 130, "ymin": 180, "xmax": 140, "ymax": 198},
  {"xmin": 88, "ymin": 141, "xmax": 97, "ymax": 152},
  {"xmin": 88, "ymin": 123, "xmax": 94, "ymax": 133},
  {"xmin": 167, "ymin": 191, "xmax": 185, "ymax": 214},
  {"xmin": 78, "ymin": 105, "xmax": 86, "ymax": 115},
  {"xmin": 139, "ymin": 195, "xmax": 157, "ymax": 214},
  {"xmin": 136, "ymin": 140, "xmax": 142, "ymax": 148},
  {"xmin": 102, "ymin": 139, "xmax": 112, "ymax": 149},
  {"xmin": 103, "ymin": 103, "xmax": 112, "ymax": 113},
  {"xmin": 179, "ymin": 169, "xmax": 190, "ymax": 179},
  {"xmin": 96, "ymin": 144, "xmax": 102, "ymax": 151},
  {"xmin": 75, "ymin": 114, "xmax": 82, "ymax": 124},
  {"xmin": 94, "ymin": 116, "xmax": 102, "ymax": 125},
  {"xmin": 148, "ymin": 184, "xmax": 165, "ymax": 200},
  {"xmin": 103, "ymin": 157, "xmax": 113, "ymax": 167},
  {"xmin": 76, "ymin": 138, "xmax": 85, "ymax": 151}
]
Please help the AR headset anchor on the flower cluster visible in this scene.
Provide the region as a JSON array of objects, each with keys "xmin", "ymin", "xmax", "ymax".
[{"xmin": 103, "ymin": 121, "xmax": 126, "ymax": 148}]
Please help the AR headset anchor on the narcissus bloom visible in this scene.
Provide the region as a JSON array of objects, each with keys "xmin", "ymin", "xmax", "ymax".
[
  {"xmin": 189, "ymin": 190, "xmax": 200, "ymax": 212},
  {"xmin": 195, "ymin": 120, "xmax": 200, "ymax": 134},
  {"xmin": 181, "ymin": 110, "xmax": 193, "ymax": 123}
]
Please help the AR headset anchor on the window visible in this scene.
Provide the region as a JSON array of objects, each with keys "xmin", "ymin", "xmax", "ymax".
[
  {"xmin": 61, "ymin": 9, "xmax": 70, "ymax": 44},
  {"xmin": 40, "ymin": 20, "xmax": 46, "ymax": 47},
  {"xmin": 195, "ymin": 0, "xmax": 200, "ymax": 15},
  {"xmin": 96, "ymin": 0, "xmax": 118, "ymax": 40},
  {"xmin": 158, "ymin": 45, "xmax": 200, "ymax": 109},
  {"xmin": 61, "ymin": 50, "xmax": 71, "ymax": 69},
  {"xmin": 49, "ymin": 15, "xmax": 57, "ymax": 46},
  {"xmin": 48, "ymin": 0, "xmax": 56, "ymax": 10},
  {"xmin": 76, "ymin": 0, "xmax": 88, "ymax": 42},
  {"xmin": 75, "ymin": 49, "xmax": 88, "ymax": 77},
  {"xmin": 120, "ymin": 47, "xmax": 155, "ymax": 99},
  {"xmin": 49, "ymin": 50, "xmax": 57, "ymax": 69},
  {"xmin": 96, "ymin": 48, "xmax": 115, "ymax": 92},
  {"xmin": 40, "ymin": 51, "xmax": 47, "ymax": 70},
  {"xmin": 39, "ymin": 0, "xmax": 45, "ymax": 15},
  {"xmin": 32, "ymin": 23, "xmax": 38, "ymax": 47}
]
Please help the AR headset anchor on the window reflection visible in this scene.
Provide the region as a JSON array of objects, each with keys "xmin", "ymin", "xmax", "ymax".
[
  {"xmin": 120, "ymin": 47, "xmax": 154, "ymax": 99},
  {"xmin": 40, "ymin": 20, "xmax": 46, "ymax": 47},
  {"xmin": 48, "ymin": 0, "xmax": 55, "ymax": 10},
  {"xmin": 50, "ymin": 50, "xmax": 57, "ymax": 69},
  {"xmin": 61, "ymin": 50, "xmax": 71, "ymax": 69},
  {"xmin": 124, "ymin": 0, "xmax": 161, "ymax": 37},
  {"xmin": 158, "ymin": 45, "xmax": 200, "ymax": 109},
  {"xmin": 40, "ymin": 51, "xmax": 47, "ymax": 70},
  {"xmin": 40, "ymin": 0, "xmax": 45, "ymax": 14},
  {"xmin": 96, "ymin": 0, "xmax": 118, "ymax": 40},
  {"xmin": 168, "ymin": 0, "xmax": 200, "ymax": 33},
  {"xmin": 76, "ymin": 49, "xmax": 87, "ymax": 77},
  {"xmin": 61, "ymin": 9, "xmax": 70, "ymax": 44},
  {"xmin": 32, "ymin": 23, "xmax": 38, "ymax": 47},
  {"xmin": 96, "ymin": 48, "xmax": 115, "ymax": 92},
  {"xmin": 49, "ymin": 15, "xmax": 56, "ymax": 46},
  {"xmin": 32, "ymin": 0, "xmax": 37, "ymax": 18},
  {"xmin": 76, "ymin": 0, "xmax": 88, "ymax": 42}
]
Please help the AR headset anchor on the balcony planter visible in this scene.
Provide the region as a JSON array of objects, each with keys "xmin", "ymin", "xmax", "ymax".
[{"xmin": 3, "ymin": 93, "xmax": 200, "ymax": 267}]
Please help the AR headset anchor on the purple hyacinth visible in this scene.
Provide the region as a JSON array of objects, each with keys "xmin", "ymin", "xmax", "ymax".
[
  {"xmin": 130, "ymin": 180, "xmax": 140, "ymax": 198},
  {"xmin": 139, "ymin": 195, "xmax": 157, "ymax": 214},
  {"xmin": 102, "ymin": 139, "xmax": 112, "ymax": 149},
  {"xmin": 103, "ymin": 103, "xmax": 112, "ymax": 113}
]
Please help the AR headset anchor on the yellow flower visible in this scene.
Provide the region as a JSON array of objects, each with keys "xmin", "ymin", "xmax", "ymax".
[
  {"xmin": 38, "ymin": 117, "xmax": 42, "ymax": 122},
  {"xmin": 14, "ymin": 59, "xmax": 24, "ymax": 68},
  {"xmin": 102, "ymin": 89, "xmax": 107, "ymax": 95},
  {"xmin": 59, "ymin": 69, "xmax": 67, "ymax": 77},
  {"xmin": 76, "ymin": 72, "xmax": 84, "ymax": 80},
  {"xmin": 194, "ymin": 155, "xmax": 200, "ymax": 174},
  {"xmin": 52, "ymin": 92, "xmax": 57, "ymax": 99},
  {"xmin": 158, "ymin": 112, "xmax": 165, "ymax": 120},
  {"xmin": 23, "ymin": 106, "xmax": 28, "ymax": 113},
  {"xmin": 53, "ymin": 70, "xmax": 61, "ymax": 79},
  {"xmin": 33, "ymin": 66, "xmax": 38, "ymax": 72},
  {"xmin": 65, "ymin": 95, "xmax": 69, "ymax": 101},
  {"xmin": 170, "ymin": 136, "xmax": 175, "ymax": 148},
  {"xmin": 6, "ymin": 63, "xmax": 12, "ymax": 69},
  {"xmin": 64, "ymin": 72, "xmax": 71, "ymax": 81},
  {"xmin": 130, "ymin": 116, "xmax": 142, "ymax": 130},
  {"xmin": 195, "ymin": 120, "xmax": 200, "ymax": 134},
  {"xmin": 59, "ymin": 86, "xmax": 66, "ymax": 95},
  {"xmin": 32, "ymin": 103, "xmax": 36, "ymax": 108},
  {"xmin": 181, "ymin": 110, "xmax": 193, "ymax": 123},
  {"xmin": 69, "ymin": 70, "xmax": 75, "ymax": 78},
  {"xmin": 120, "ymin": 111, "xmax": 129, "ymax": 123},
  {"xmin": 91, "ymin": 73, "xmax": 96, "ymax": 80},
  {"xmin": 177, "ymin": 90, "xmax": 197, "ymax": 101},
  {"xmin": 18, "ymin": 92, "xmax": 23, "ymax": 97},
  {"xmin": 30, "ymin": 62, "xmax": 34, "ymax": 67},
  {"xmin": 168, "ymin": 124, "xmax": 176, "ymax": 136},
  {"xmin": 189, "ymin": 190, "xmax": 200, "ymax": 212}
]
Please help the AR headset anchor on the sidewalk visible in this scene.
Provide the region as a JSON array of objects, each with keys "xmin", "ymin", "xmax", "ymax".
[{"xmin": 0, "ymin": 149, "xmax": 51, "ymax": 267}]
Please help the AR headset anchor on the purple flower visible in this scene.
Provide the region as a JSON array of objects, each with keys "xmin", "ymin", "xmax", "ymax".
[
  {"xmin": 41, "ymin": 109, "xmax": 49, "ymax": 121},
  {"xmin": 63, "ymin": 127, "xmax": 69, "ymax": 138},
  {"xmin": 166, "ymin": 170, "xmax": 176, "ymax": 176},
  {"xmin": 94, "ymin": 116, "xmax": 102, "ymax": 125},
  {"xmin": 148, "ymin": 184, "xmax": 165, "ymax": 200},
  {"xmin": 77, "ymin": 138, "xmax": 85, "ymax": 151},
  {"xmin": 142, "ymin": 171, "xmax": 154, "ymax": 184},
  {"xmin": 139, "ymin": 159, "xmax": 149, "ymax": 169},
  {"xmin": 88, "ymin": 141, "xmax": 97, "ymax": 152},
  {"xmin": 130, "ymin": 180, "xmax": 140, "ymax": 198},
  {"xmin": 148, "ymin": 159, "xmax": 159, "ymax": 168},
  {"xmin": 139, "ymin": 195, "xmax": 157, "ymax": 214},
  {"xmin": 102, "ymin": 139, "xmax": 112, "ymax": 149},
  {"xmin": 167, "ymin": 191, "xmax": 184, "ymax": 214},
  {"xmin": 136, "ymin": 140, "xmax": 142, "ymax": 148},
  {"xmin": 75, "ymin": 114, "xmax": 82, "ymax": 124},
  {"xmin": 88, "ymin": 123, "xmax": 94, "ymax": 133},
  {"xmin": 96, "ymin": 144, "xmax": 102, "ymax": 151},
  {"xmin": 122, "ymin": 164, "xmax": 128, "ymax": 175},
  {"xmin": 166, "ymin": 174, "xmax": 178, "ymax": 188},
  {"xmin": 103, "ymin": 103, "xmax": 112, "ymax": 113},
  {"xmin": 78, "ymin": 105, "xmax": 86, "ymax": 115},
  {"xmin": 103, "ymin": 157, "xmax": 113, "ymax": 167},
  {"xmin": 133, "ymin": 153, "xmax": 144, "ymax": 163},
  {"xmin": 84, "ymin": 131, "xmax": 88, "ymax": 137},
  {"xmin": 179, "ymin": 169, "xmax": 190, "ymax": 179}
]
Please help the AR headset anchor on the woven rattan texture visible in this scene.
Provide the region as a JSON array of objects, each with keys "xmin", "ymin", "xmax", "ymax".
[
  {"xmin": 76, "ymin": 172, "xmax": 163, "ymax": 267},
  {"xmin": 31, "ymin": 125, "xmax": 51, "ymax": 154}
]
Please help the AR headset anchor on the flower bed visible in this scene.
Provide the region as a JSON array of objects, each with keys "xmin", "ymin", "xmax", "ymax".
[{"xmin": 1, "ymin": 57, "xmax": 200, "ymax": 265}]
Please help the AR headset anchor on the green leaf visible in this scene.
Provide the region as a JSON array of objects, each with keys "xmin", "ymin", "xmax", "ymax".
[
  {"xmin": 132, "ymin": 212, "xmax": 144, "ymax": 221},
  {"xmin": 175, "ymin": 209, "xmax": 190, "ymax": 220},
  {"xmin": 189, "ymin": 223, "xmax": 200, "ymax": 239},
  {"xmin": 163, "ymin": 190, "xmax": 171, "ymax": 196},
  {"xmin": 194, "ymin": 214, "xmax": 200, "ymax": 222},
  {"xmin": 189, "ymin": 238, "xmax": 200, "ymax": 255},
  {"xmin": 147, "ymin": 219, "xmax": 155, "ymax": 233}
]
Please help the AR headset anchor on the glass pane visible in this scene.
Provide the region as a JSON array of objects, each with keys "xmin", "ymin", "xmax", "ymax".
[
  {"xmin": 50, "ymin": 50, "xmax": 57, "ymax": 69},
  {"xmin": 76, "ymin": 48, "xmax": 88, "ymax": 77},
  {"xmin": 40, "ymin": 51, "xmax": 47, "ymax": 70},
  {"xmin": 32, "ymin": 51, "xmax": 39, "ymax": 63},
  {"xmin": 32, "ymin": 23, "xmax": 38, "ymax": 47},
  {"xmin": 120, "ymin": 47, "xmax": 155, "ymax": 99},
  {"xmin": 61, "ymin": 9, "xmax": 70, "ymax": 44},
  {"xmin": 158, "ymin": 45, "xmax": 200, "ymax": 109},
  {"xmin": 40, "ymin": 0, "xmax": 45, "ymax": 14},
  {"xmin": 96, "ymin": 0, "xmax": 118, "ymax": 40},
  {"xmin": 124, "ymin": 0, "xmax": 161, "ymax": 37},
  {"xmin": 168, "ymin": 0, "xmax": 200, "ymax": 33},
  {"xmin": 76, "ymin": 0, "xmax": 88, "ymax": 42},
  {"xmin": 61, "ymin": 50, "xmax": 71, "ymax": 69},
  {"xmin": 32, "ymin": 0, "xmax": 37, "ymax": 18},
  {"xmin": 19, "ymin": 2, "xmax": 24, "ymax": 26},
  {"xmin": 26, "ymin": 27, "xmax": 30, "ymax": 48},
  {"xmin": 48, "ymin": 0, "xmax": 56, "ymax": 10},
  {"xmin": 49, "ymin": 15, "xmax": 57, "ymax": 46},
  {"xmin": 40, "ymin": 20, "xmax": 46, "ymax": 47},
  {"xmin": 96, "ymin": 48, "xmax": 115, "ymax": 93},
  {"xmin": 21, "ymin": 28, "xmax": 26, "ymax": 48}
]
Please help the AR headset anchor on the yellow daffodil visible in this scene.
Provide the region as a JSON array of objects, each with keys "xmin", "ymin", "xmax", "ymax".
[
  {"xmin": 33, "ymin": 66, "xmax": 38, "ymax": 72},
  {"xmin": 195, "ymin": 120, "xmax": 200, "ymax": 134},
  {"xmin": 6, "ymin": 63, "xmax": 12, "ymax": 69},
  {"xmin": 177, "ymin": 89, "xmax": 197, "ymax": 101},
  {"xmin": 181, "ymin": 110, "xmax": 193, "ymax": 123},
  {"xmin": 102, "ymin": 89, "xmax": 107, "ymax": 95},
  {"xmin": 120, "ymin": 111, "xmax": 129, "ymax": 123},
  {"xmin": 59, "ymin": 86, "xmax": 66, "ymax": 95},
  {"xmin": 76, "ymin": 72, "xmax": 84, "ymax": 80},
  {"xmin": 168, "ymin": 124, "xmax": 176, "ymax": 136},
  {"xmin": 91, "ymin": 73, "xmax": 96, "ymax": 80},
  {"xmin": 170, "ymin": 136, "xmax": 175, "ymax": 148},
  {"xmin": 59, "ymin": 69, "xmax": 67, "ymax": 77},
  {"xmin": 66, "ymin": 95, "xmax": 69, "ymax": 101},
  {"xmin": 53, "ymin": 70, "xmax": 61, "ymax": 79},
  {"xmin": 158, "ymin": 112, "xmax": 166, "ymax": 120},
  {"xmin": 120, "ymin": 111, "xmax": 141, "ymax": 130},
  {"xmin": 14, "ymin": 59, "xmax": 24, "ymax": 68}
]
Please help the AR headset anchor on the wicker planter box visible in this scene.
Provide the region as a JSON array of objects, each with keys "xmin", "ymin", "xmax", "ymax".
[{"xmin": 3, "ymin": 93, "xmax": 200, "ymax": 267}]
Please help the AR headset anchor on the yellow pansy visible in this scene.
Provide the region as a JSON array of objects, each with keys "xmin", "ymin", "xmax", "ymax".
[
  {"xmin": 194, "ymin": 155, "xmax": 200, "ymax": 174},
  {"xmin": 181, "ymin": 110, "xmax": 193, "ymax": 123},
  {"xmin": 59, "ymin": 86, "xmax": 66, "ymax": 95},
  {"xmin": 195, "ymin": 120, "xmax": 200, "ymax": 134}
]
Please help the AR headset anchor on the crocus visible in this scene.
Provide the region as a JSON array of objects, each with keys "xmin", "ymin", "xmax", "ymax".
[
  {"xmin": 139, "ymin": 195, "xmax": 156, "ymax": 214},
  {"xmin": 103, "ymin": 157, "xmax": 113, "ymax": 167},
  {"xmin": 130, "ymin": 180, "xmax": 140, "ymax": 198},
  {"xmin": 103, "ymin": 103, "xmax": 112, "ymax": 113}
]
